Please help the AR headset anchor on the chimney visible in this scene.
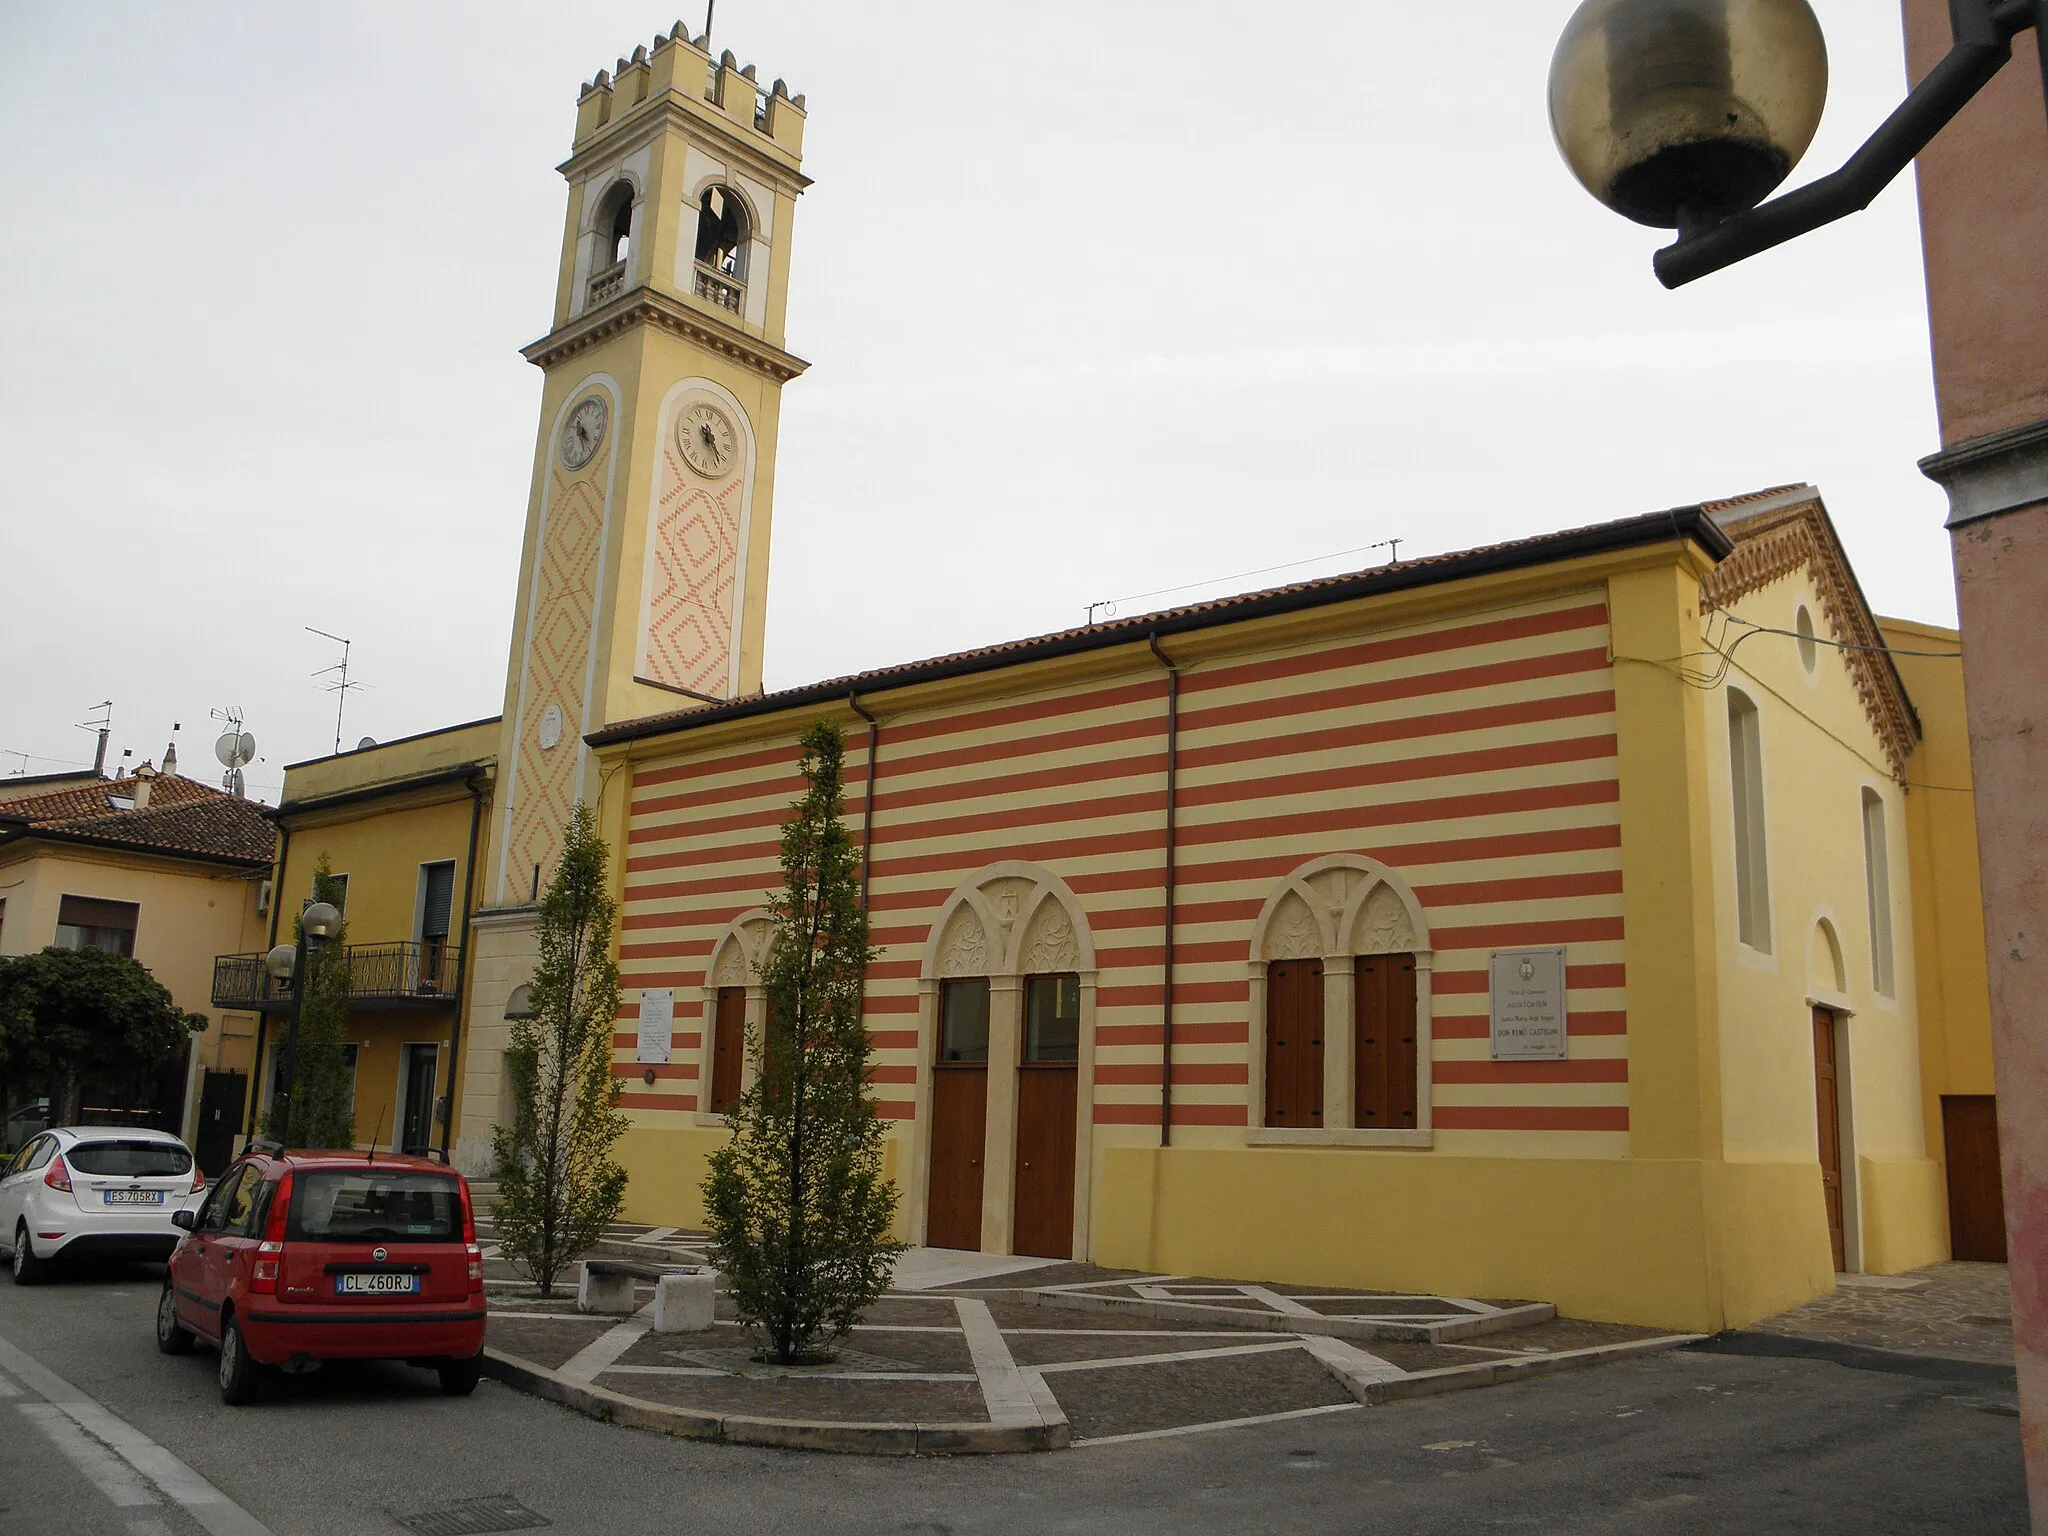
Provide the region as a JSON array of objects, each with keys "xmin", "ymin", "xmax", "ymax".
[
  {"xmin": 163, "ymin": 740, "xmax": 178, "ymax": 777},
  {"xmin": 132, "ymin": 761, "xmax": 156, "ymax": 812}
]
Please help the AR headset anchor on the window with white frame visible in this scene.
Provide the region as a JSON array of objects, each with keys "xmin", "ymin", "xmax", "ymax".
[
  {"xmin": 1861, "ymin": 788, "xmax": 1895, "ymax": 996},
  {"xmin": 1728, "ymin": 689, "xmax": 1771, "ymax": 952}
]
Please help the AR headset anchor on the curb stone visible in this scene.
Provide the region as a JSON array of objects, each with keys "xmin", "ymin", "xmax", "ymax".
[
  {"xmin": 1691, "ymin": 1330, "xmax": 2019, "ymax": 1385},
  {"xmin": 1360, "ymin": 1334, "xmax": 1706, "ymax": 1403},
  {"xmin": 481, "ymin": 1347, "xmax": 1071, "ymax": 1456}
]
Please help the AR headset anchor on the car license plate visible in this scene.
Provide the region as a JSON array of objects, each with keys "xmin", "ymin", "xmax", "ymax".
[
  {"xmin": 335, "ymin": 1272, "xmax": 418, "ymax": 1296},
  {"xmin": 104, "ymin": 1190, "xmax": 164, "ymax": 1206}
]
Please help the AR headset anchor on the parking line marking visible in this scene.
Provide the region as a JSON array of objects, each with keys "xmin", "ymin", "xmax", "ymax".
[
  {"xmin": 956, "ymin": 1297, "xmax": 1053, "ymax": 1426},
  {"xmin": 0, "ymin": 1332, "xmax": 273, "ymax": 1536},
  {"xmin": 19, "ymin": 1401, "xmax": 160, "ymax": 1507},
  {"xmin": 1076, "ymin": 1400, "xmax": 1365, "ymax": 1447}
]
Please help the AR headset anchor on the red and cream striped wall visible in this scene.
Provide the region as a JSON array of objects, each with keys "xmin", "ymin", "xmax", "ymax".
[{"xmin": 608, "ymin": 582, "xmax": 1631, "ymax": 1215}]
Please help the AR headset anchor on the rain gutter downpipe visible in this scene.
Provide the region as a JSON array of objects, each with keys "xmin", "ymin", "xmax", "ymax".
[
  {"xmin": 439, "ymin": 772, "xmax": 488, "ymax": 1164},
  {"xmin": 246, "ymin": 822, "xmax": 290, "ymax": 1139},
  {"xmin": 1148, "ymin": 633, "xmax": 1180, "ymax": 1148},
  {"xmin": 848, "ymin": 693, "xmax": 880, "ymax": 907}
]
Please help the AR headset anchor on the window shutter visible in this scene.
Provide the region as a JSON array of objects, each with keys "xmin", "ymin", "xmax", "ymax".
[{"xmin": 421, "ymin": 864, "xmax": 456, "ymax": 939}]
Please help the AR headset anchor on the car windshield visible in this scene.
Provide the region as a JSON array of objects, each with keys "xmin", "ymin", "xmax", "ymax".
[
  {"xmin": 65, "ymin": 1141, "xmax": 193, "ymax": 1178},
  {"xmin": 285, "ymin": 1170, "xmax": 462, "ymax": 1244}
]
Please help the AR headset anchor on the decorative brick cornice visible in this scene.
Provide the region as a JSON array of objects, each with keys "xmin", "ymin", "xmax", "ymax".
[
  {"xmin": 1699, "ymin": 491, "xmax": 1920, "ymax": 780},
  {"xmin": 521, "ymin": 288, "xmax": 809, "ymax": 382}
]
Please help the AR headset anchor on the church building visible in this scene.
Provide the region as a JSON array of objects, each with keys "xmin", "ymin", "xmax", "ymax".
[{"xmin": 243, "ymin": 25, "xmax": 1995, "ymax": 1336}]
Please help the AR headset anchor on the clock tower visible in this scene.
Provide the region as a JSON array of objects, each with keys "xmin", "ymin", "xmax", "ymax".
[{"xmin": 487, "ymin": 22, "xmax": 809, "ymax": 907}]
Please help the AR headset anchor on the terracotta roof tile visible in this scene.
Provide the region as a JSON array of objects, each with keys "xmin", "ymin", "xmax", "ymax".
[
  {"xmin": 0, "ymin": 772, "xmax": 218, "ymax": 825},
  {"xmin": 0, "ymin": 776, "xmax": 274, "ymax": 866}
]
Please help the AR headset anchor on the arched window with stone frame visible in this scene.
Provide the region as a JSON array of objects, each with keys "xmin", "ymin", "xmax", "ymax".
[
  {"xmin": 1246, "ymin": 855, "xmax": 1434, "ymax": 1147},
  {"xmin": 910, "ymin": 863, "xmax": 1098, "ymax": 1260},
  {"xmin": 696, "ymin": 908, "xmax": 776, "ymax": 1121}
]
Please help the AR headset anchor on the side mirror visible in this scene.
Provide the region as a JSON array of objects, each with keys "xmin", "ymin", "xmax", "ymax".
[{"xmin": 171, "ymin": 1209, "xmax": 197, "ymax": 1231}]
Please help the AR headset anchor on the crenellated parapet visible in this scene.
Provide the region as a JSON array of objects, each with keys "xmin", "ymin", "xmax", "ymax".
[{"xmin": 573, "ymin": 21, "xmax": 806, "ymax": 157}]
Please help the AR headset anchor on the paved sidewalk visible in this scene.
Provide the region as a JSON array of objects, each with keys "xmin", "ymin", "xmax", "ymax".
[
  {"xmin": 1741, "ymin": 1262, "xmax": 2015, "ymax": 1370},
  {"xmin": 476, "ymin": 1220, "xmax": 1696, "ymax": 1451}
]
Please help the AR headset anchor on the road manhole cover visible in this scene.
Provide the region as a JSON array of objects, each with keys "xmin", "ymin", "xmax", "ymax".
[{"xmin": 393, "ymin": 1495, "xmax": 550, "ymax": 1535}]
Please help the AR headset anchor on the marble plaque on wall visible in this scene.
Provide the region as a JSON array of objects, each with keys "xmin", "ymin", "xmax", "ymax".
[
  {"xmin": 637, "ymin": 987, "xmax": 674, "ymax": 1065},
  {"xmin": 1488, "ymin": 948, "xmax": 1568, "ymax": 1061}
]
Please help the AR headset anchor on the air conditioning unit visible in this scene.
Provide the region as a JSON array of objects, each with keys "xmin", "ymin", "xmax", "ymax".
[{"xmin": 256, "ymin": 879, "xmax": 273, "ymax": 916}]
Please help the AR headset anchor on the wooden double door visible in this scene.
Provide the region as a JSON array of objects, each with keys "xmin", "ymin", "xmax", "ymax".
[
  {"xmin": 926, "ymin": 975, "xmax": 1080, "ymax": 1259},
  {"xmin": 1813, "ymin": 1008, "xmax": 1847, "ymax": 1274},
  {"xmin": 1942, "ymin": 1095, "xmax": 2008, "ymax": 1262}
]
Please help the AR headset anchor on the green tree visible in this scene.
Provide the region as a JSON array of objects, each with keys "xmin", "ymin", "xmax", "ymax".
[
  {"xmin": 704, "ymin": 720, "xmax": 903, "ymax": 1364},
  {"xmin": 492, "ymin": 803, "xmax": 630, "ymax": 1297},
  {"xmin": 262, "ymin": 859, "xmax": 357, "ymax": 1149},
  {"xmin": 0, "ymin": 946, "xmax": 206, "ymax": 1126}
]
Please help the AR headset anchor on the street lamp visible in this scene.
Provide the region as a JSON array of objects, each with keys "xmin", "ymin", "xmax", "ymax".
[
  {"xmin": 265, "ymin": 900, "xmax": 342, "ymax": 1144},
  {"xmin": 1548, "ymin": 0, "xmax": 2048, "ymax": 286}
]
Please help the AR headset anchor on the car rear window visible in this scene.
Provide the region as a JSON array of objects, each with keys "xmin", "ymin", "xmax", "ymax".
[
  {"xmin": 65, "ymin": 1141, "xmax": 193, "ymax": 1178},
  {"xmin": 285, "ymin": 1170, "xmax": 462, "ymax": 1244}
]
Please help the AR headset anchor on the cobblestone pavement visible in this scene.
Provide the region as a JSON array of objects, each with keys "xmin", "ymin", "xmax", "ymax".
[
  {"xmin": 476, "ymin": 1219, "xmax": 1690, "ymax": 1444},
  {"xmin": 1747, "ymin": 1261, "xmax": 2016, "ymax": 1367}
]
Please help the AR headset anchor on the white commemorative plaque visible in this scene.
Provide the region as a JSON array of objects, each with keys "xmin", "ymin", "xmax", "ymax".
[
  {"xmin": 1488, "ymin": 948, "xmax": 1568, "ymax": 1061},
  {"xmin": 637, "ymin": 987, "xmax": 675, "ymax": 1065}
]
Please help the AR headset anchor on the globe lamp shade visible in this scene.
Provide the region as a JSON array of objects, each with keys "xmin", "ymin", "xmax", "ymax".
[
  {"xmin": 301, "ymin": 901, "xmax": 343, "ymax": 942},
  {"xmin": 265, "ymin": 944, "xmax": 296, "ymax": 982},
  {"xmin": 1549, "ymin": 0, "xmax": 1828, "ymax": 228}
]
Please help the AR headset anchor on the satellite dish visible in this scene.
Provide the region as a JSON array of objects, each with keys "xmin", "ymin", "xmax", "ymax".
[
  {"xmin": 230, "ymin": 768, "xmax": 246, "ymax": 797},
  {"xmin": 356, "ymin": 736, "xmax": 378, "ymax": 752},
  {"xmin": 214, "ymin": 730, "xmax": 256, "ymax": 769}
]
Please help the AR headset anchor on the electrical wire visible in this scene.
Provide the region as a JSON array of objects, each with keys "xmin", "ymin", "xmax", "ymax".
[{"xmin": 1088, "ymin": 538, "xmax": 1402, "ymax": 622}]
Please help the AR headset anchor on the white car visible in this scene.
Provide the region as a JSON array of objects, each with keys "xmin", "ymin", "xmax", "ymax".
[{"xmin": 0, "ymin": 1127, "xmax": 206, "ymax": 1283}]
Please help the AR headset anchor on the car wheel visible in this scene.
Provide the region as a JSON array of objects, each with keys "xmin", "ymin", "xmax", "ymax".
[
  {"xmin": 217, "ymin": 1317, "xmax": 262, "ymax": 1406},
  {"xmin": 156, "ymin": 1284, "xmax": 195, "ymax": 1355},
  {"xmin": 11, "ymin": 1224, "xmax": 46, "ymax": 1286},
  {"xmin": 437, "ymin": 1351, "xmax": 484, "ymax": 1397}
]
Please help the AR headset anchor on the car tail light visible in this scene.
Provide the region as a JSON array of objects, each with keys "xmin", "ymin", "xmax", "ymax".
[
  {"xmin": 457, "ymin": 1179, "xmax": 483, "ymax": 1293},
  {"xmin": 43, "ymin": 1156, "xmax": 71, "ymax": 1193},
  {"xmin": 190, "ymin": 1167, "xmax": 205, "ymax": 1195},
  {"xmin": 250, "ymin": 1171, "xmax": 293, "ymax": 1296}
]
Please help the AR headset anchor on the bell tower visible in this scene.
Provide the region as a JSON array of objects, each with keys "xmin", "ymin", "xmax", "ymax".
[{"xmin": 489, "ymin": 22, "xmax": 809, "ymax": 906}]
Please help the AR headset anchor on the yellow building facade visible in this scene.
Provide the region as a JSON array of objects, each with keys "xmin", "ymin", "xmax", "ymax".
[
  {"xmin": 240, "ymin": 25, "xmax": 1997, "ymax": 1336},
  {"xmin": 229, "ymin": 721, "xmax": 495, "ymax": 1161}
]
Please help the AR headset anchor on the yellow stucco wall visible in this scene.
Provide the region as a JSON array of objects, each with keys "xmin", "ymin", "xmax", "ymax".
[
  {"xmin": 1701, "ymin": 572, "xmax": 1944, "ymax": 1277},
  {"xmin": 266, "ymin": 722, "xmax": 495, "ymax": 1154},
  {"xmin": 0, "ymin": 843, "xmax": 269, "ymax": 1141},
  {"xmin": 1877, "ymin": 618, "xmax": 1993, "ymax": 1117}
]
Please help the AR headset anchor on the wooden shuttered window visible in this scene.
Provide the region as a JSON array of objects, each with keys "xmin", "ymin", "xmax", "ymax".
[
  {"xmin": 1264, "ymin": 959, "xmax": 1325, "ymax": 1127},
  {"xmin": 708, "ymin": 986, "xmax": 745, "ymax": 1114},
  {"xmin": 55, "ymin": 895, "xmax": 140, "ymax": 957},
  {"xmin": 1355, "ymin": 953, "xmax": 1418, "ymax": 1130},
  {"xmin": 420, "ymin": 862, "xmax": 456, "ymax": 940}
]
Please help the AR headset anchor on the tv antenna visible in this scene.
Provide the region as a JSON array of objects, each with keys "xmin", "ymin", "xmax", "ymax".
[
  {"xmin": 212, "ymin": 707, "xmax": 258, "ymax": 798},
  {"xmin": 306, "ymin": 627, "xmax": 367, "ymax": 756},
  {"xmin": 76, "ymin": 700, "xmax": 113, "ymax": 776}
]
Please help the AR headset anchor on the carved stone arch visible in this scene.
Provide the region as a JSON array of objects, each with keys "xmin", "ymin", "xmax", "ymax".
[
  {"xmin": 707, "ymin": 907, "xmax": 776, "ymax": 987},
  {"xmin": 918, "ymin": 861, "xmax": 1096, "ymax": 980},
  {"xmin": 910, "ymin": 860, "xmax": 1099, "ymax": 1263},
  {"xmin": 1250, "ymin": 877, "xmax": 1336, "ymax": 962},
  {"xmin": 1246, "ymin": 853, "xmax": 1434, "ymax": 1147}
]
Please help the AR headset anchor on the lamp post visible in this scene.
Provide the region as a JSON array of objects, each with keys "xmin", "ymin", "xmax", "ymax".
[
  {"xmin": 264, "ymin": 900, "xmax": 342, "ymax": 1143},
  {"xmin": 1550, "ymin": 1, "xmax": 2048, "ymax": 1524}
]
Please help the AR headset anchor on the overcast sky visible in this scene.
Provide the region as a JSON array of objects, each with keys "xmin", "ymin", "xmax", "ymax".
[{"xmin": 0, "ymin": 2, "xmax": 1949, "ymax": 801}]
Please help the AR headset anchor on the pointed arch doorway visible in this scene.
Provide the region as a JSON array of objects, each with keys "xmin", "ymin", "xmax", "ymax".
[{"xmin": 914, "ymin": 863, "xmax": 1097, "ymax": 1260}]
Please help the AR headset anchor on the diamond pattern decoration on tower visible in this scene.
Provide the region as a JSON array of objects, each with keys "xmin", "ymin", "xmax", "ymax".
[{"xmin": 641, "ymin": 408, "xmax": 741, "ymax": 698}]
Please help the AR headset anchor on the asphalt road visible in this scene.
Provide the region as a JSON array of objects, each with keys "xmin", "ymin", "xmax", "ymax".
[{"xmin": 0, "ymin": 1261, "xmax": 2027, "ymax": 1536}]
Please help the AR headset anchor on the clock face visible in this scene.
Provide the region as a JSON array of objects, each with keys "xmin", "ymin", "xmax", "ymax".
[
  {"xmin": 560, "ymin": 395, "xmax": 608, "ymax": 470},
  {"xmin": 676, "ymin": 401, "xmax": 740, "ymax": 479}
]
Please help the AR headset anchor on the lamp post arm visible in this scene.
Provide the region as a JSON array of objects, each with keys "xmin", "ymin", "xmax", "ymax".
[{"xmin": 1654, "ymin": 0, "xmax": 2035, "ymax": 288}]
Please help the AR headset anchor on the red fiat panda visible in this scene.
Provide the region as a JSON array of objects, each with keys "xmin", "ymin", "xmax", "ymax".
[{"xmin": 158, "ymin": 1148, "xmax": 486, "ymax": 1405}]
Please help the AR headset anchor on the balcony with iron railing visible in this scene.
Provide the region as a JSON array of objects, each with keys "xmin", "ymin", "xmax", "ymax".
[{"xmin": 211, "ymin": 941, "xmax": 460, "ymax": 1013}]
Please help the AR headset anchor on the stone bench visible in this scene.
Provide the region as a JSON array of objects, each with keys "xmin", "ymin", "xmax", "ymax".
[{"xmin": 577, "ymin": 1259, "xmax": 717, "ymax": 1327}]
